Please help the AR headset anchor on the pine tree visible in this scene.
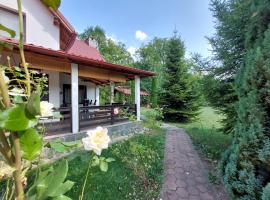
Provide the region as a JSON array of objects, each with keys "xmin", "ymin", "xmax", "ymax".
[
  {"xmin": 160, "ymin": 33, "xmax": 200, "ymax": 122},
  {"xmin": 220, "ymin": 1, "xmax": 270, "ymax": 199},
  {"xmin": 208, "ymin": 0, "xmax": 251, "ymax": 134}
]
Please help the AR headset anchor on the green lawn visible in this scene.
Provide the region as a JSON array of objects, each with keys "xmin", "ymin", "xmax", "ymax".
[
  {"xmin": 26, "ymin": 128, "xmax": 165, "ymax": 200},
  {"xmin": 174, "ymin": 107, "xmax": 232, "ymax": 160}
]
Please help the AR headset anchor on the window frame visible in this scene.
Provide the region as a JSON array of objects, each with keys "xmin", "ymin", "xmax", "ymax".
[{"xmin": 0, "ymin": 4, "xmax": 26, "ymax": 41}]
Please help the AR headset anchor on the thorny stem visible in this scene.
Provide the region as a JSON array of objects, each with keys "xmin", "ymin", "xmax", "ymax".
[
  {"xmin": 0, "ymin": 71, "xmax": 14, "ymax": 165},
  {"xmin": 79, "ymin": 156, "xmax": 92, "ymax": 200},
  {"xmin": 0, "ymin": 133, "xmax": 14, "ymax": 165},
  {"xmin": 0, "ymin": 73, "xmax": 24, "ymax": 198},
  {"xmin": 0, "ymin": 70, "xmax": 11, "ymax": 107},
  {"xmin": 0, "ymin": 0, "xmax": 31, "ymax": 199},
  {"xmin": 12, "ymin": 133, "xmax": 24, "ymax": 200},
  {"xmin": 0, "ymin": 79, "xmax": 23, "ymax": 199},
  {"xmin": 17, "ymin": 0, "xmax": 31, "ymax": 97}
]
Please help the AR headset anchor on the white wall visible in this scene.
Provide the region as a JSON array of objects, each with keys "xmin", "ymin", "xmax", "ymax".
[
  {"xmin": 59, "ymin": 73, "xmax": 98, "ymax": 105},
  {"xmin": 0, "ymin": 0, "xmax": 60, "ymax": 50},
  {"xmin": 87, "ymin": 85, "xmax": 96, "ymax": 103},
  {"xmin": 46, "ymin": 71, "xmax": 60, "ymax": 108}
]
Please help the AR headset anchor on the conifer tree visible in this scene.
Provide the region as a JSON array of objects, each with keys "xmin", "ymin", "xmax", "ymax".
[
  {"xmin": 160, "ymin": 33, "xmax": 200, "ymax": 121},
  {"xmin": 150, "ymin": 77, "xmax": 158, "ymax": 107},
  {"xmin": 220, "ymin": 1, "xmax": 270, "ymax": 199}
]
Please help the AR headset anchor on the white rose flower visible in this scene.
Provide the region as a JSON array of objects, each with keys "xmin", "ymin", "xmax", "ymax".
[
  {"xmin": 82, "ymin": 126, "xmax": 111, "ymax": 155},
  {"xmin": 8, "ymin": 87, "xmax": 26, "ymax": 96},
  {"xmin": 40, "ymin": 101, "xmax": 54, "ymax": 117}
]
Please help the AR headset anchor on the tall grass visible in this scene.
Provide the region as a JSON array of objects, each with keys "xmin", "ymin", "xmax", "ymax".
[{"xmin": 175, "ymin": 107, "xmax": 232, "ymax": 160}]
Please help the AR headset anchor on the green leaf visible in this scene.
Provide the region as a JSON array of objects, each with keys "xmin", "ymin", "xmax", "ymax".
[
  {"xmin": 26, "ymin": 160, "xmax": 74, "ymax": 199},
  {"xmin": 61, "ymin": 141, "xmax": 81, "ymax": 148},
  {"xmin": 26, "ymin": 167, "xmax": 53, "ymax": 198},
  {"xmin": 106, "ymin": 158, "xmax": 115, "ymax": 163},
  {"xmin": 46, "ymin": 160, "xmax": 69, "ymax": 196},
  {"xmin": 12, "ymin": 96, "xmax": 24, "ymax": 104},
  {"xmin": 49, "ymin": 181, "xmax": 74, "ymax": 197},
  {"xmin": 49, "ymin": 140, "xmax": 80, "ymax": 153},
  {"xmin": 99, "ymin": 160, "xmax": 108, "ymax": 172},
  {"xmin": 0, "ymin": 104, "xmax": 38, "ymax": 131},
  {"xmin": 0, "ymin": 41, "xmax": 13, "ymax": 51},
  {"xmin": 42, "ymin": 0, "xmax": 61, "ymax": 10},
  {"xmin": 52, "ymin": 195, "xmax": 72, "ymax": 200},
  {"xmin": 26, "ymin": 91, "xmax": 41, "ymax": 117},
  {"xmin": 49, "ymin": 140, "xmax": 67, "ymax": 153},
  {"xmin": 0, "ymin": 24, "xmax": 16, "ymax": 38},
  {"xmin": 20, "ymin": 128, "xmax": 42, "ymax": 160},
  {"xmin": 92, "ymin": 156, "xmax": 100, "ymax": 167},
  {"xmin": 32, "ymin": 160, "xmax": 70, "ymax": 199}
]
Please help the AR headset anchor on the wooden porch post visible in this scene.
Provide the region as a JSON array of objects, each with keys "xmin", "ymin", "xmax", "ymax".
[
  {"xmin": 110, "ymin": 82, "xmax": 115, "ymax": 104},
  {"xmin": 71, "ymin": 63, "xmax": 79, "ymax": 133},
  {"xmin": 95, "ymin": 86, "xmax": 100, "ymax": 106},
  {"xmin": 135, "ymin": 76, "xmax": 141, "ymax": 121}
]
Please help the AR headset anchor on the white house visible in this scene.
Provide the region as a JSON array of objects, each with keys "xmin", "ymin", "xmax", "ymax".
[{"xmin": 0, "ymin": 0, "xmax": 154, "ymax": 135}]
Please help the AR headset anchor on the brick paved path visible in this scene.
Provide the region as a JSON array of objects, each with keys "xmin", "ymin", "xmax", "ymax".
[{"xmin": 161, "ymin": 125, "xmax": 216, "ymax": 200}]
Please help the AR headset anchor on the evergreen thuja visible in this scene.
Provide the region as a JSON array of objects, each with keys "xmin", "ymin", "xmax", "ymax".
[{"xmin": 221, "ymin": 28, "xmax": 270, "ymax": 199}]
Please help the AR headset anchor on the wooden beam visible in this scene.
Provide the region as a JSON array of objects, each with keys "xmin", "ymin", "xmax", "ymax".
[
  {"xmin": 83, "ymin": 78, "xmax": 106, "ymax": 85},
  {"xmin": 79, "ymin": 65, "xmax": 127, "ymax": 83},
  {"xmin": 25, "ymin": 53, "xmax": 71, "ymax": 73}
]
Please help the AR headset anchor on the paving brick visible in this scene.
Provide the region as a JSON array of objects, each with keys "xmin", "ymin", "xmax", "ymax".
[{"xmin": 161, "ymin": 124, "xmax": 216, "ymax": 200}]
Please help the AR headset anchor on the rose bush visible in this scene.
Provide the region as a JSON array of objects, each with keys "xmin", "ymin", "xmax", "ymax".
[{"xmin": 0, "ymin": 1, "xmax": 115, "ymax": 199}]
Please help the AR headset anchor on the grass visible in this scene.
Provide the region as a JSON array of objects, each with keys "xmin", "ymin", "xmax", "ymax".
[
  {"xmin": 24, "ymin": 127, "xmax": 165, "ymax": 200},
  {"xmin": 174, "ymin": 107, "xmax": 232, "ymax": 160}
]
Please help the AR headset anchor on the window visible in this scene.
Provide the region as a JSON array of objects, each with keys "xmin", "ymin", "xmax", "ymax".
[{"xmin": 0, "ymin": 5, "xmax": 25, "ymax": 40}]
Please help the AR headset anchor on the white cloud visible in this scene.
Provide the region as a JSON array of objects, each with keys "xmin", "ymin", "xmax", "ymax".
[
  {"xmin": 106, "ymin": 34, "xmax": 119, "ymax": 43},
  {"xmin": 135, "ymin": 30, "xmax": 148, "ymax": 41},
  {"xmin": 128, "ymin": 46, "xmax": 138, "ymax": 60},
  {"xmin": 128, "ymin": 46, "xmax": 137, "ymax": 56}
]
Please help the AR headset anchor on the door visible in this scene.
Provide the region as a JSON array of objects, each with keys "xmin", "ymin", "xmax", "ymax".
[{"xmin": 63, "ymin": 84, "xmax": 87, "ymax": 106}]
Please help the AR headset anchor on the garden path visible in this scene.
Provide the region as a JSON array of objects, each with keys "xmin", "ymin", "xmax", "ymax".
[{"xmin": 161, "ymin": 124, "xmax": 216, "ymax": 200}]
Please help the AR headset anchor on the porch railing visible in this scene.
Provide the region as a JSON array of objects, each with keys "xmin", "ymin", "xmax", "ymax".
[
  {"xmin": 41, "ymin": 107, "xmax": 72, "ymax": 136},
  {"xmin": 79, "ymin": 104, "xmax": 136, "ymax": 131},
  {"xmin": 43, "ymin": 104, "xmax": 136, "ymax": 136}
]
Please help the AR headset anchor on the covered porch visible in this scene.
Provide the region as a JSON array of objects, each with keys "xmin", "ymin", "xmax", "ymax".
[
  {"xmin": 0, "ymin": 37, "xmax": 155, "ymax": 135},
  {"xmin": 41, "ymin": 70, "xmax": 139, "ymax": 135}
]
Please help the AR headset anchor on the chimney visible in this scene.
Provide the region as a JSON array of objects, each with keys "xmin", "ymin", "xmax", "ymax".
[
  {"xmin": 84, "ymin": 37, "xmax": 98, "ymax": 49},
  {"xmin": 84, "ymin": 38, "xmax": 89, "ymax": 45}
]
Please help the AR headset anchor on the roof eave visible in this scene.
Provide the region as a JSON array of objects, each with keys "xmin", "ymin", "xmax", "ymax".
[{"xmin": 1, "ymin": 37, "xmax": 155, "ymax": 78}]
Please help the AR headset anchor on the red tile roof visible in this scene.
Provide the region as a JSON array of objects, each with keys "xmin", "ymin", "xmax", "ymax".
[
  {"xmin": 115, "ymin": 86, "xmax": 149, "ymax": 96},
  {"xmin": 0, "ymin": 36, "xmax": 155, "ymax": 78},
  {"xmin": 66, "ymin": 39, "xmax": 104, "ymax": 61}
]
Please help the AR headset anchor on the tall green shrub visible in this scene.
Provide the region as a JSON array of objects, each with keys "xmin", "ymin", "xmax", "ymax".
[
  {"xmin": 160, "ymin": 33, "xmax": 200, "ymax": 122},
  {"xmin": 221, "ymin": 1, "xmax": 270, "ymax": 198},
  {"xmin": 150, "ymin": 77, "xmax": 158, "ymax": 107}
]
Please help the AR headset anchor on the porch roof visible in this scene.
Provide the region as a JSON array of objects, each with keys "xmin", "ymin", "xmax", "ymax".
[
  {"xmin": 115, "ymin": 86, "xmax": 150, "ymax": 96},
  {"xmin": 0, "ymin": 37, "xmax": 155, "ymax": 84}
]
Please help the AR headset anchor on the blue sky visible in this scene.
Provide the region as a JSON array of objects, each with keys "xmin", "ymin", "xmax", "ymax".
[{"xmin": 60, "ymin": 0, "xmax": 215, "ymax": 58}]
